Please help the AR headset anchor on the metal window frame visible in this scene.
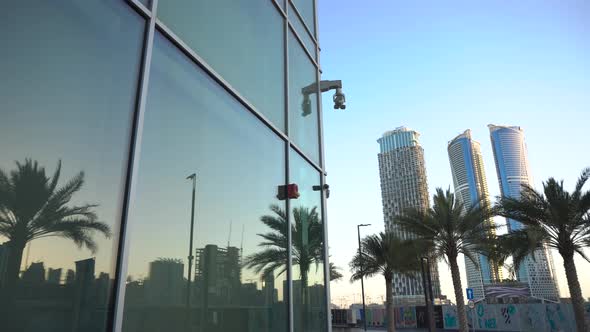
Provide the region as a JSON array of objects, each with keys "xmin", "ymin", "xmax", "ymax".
[
  {"xmin": 112, "ymin": 0, "xmax": 330, "ymax": 332},
  {"xmin": 111, "ymin": 1, "xmax": 158, "ymax": 332}
]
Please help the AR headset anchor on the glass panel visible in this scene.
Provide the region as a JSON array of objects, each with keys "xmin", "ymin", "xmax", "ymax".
[
  {"xmin": 288, "ymin": 31, "xmax": 320, "ymax": 164},
  {"xmin": 289, "ymin": 151, "xmax": 326, "ymax": 332},
  {"xmin": 289, "ymin": 3, "xmax": 316, "ymax": 60},
  {"xmin": 291, "ymin": 0, "xmax": 315, "ymax": 37},
  {"xmin": 139, "ymin": 0, "xmax": 150, "ymax": 8},
  {"xmin": 0, "ymin": 0, "xmax": 144, "ymax": 331},
  {"xmin": 157, "ymin": 0, "xmax": 285, "ymax": 132},
  {"xmin": 122, "ymin": 33, "xmax": 287, "ymax": 332}
]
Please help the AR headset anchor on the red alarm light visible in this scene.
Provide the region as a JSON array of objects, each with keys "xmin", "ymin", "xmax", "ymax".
[{"xmin": 277, "ymin": 183, "xmax": 300, "ymax": 200}]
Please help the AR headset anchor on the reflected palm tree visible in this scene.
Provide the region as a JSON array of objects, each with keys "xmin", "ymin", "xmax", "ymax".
[
  {"xmin": 245, "ymin": 204, "xmax": 329, "ymax": 330},
  {"xmin": 244, "ymin": 204, "xmax": 324, "ymax": 287},
  {"xmin": 0, "ymin": 159, "xmax": 110, "ymax": 302},
  {"xmin": 329, "ymin": 262, "xmax": 343, "ymax": 282}
]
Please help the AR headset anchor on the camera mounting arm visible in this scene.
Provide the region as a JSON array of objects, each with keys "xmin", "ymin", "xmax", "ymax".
[
  {"xmin": 301, "ymin": 80, "xmax": 345, "ymax": 116},
  {"xmin": 301, "ymin": 80, "xmax": 343, "ymax": 95}
]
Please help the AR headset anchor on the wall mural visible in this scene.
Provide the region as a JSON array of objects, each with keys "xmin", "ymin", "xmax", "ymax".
[{"xmin": 444, "ymin": 303, "xmax": 585, "ymax": 331}]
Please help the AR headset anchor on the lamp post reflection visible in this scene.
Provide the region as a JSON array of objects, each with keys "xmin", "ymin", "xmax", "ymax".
[{"xmin": 186, "ymin": 173, "xmax": 197, "ymax": 330}]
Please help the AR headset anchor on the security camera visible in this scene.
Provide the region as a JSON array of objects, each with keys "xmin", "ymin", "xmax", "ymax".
[{"xmin": 333, "ymin": 88, "xmax": 346, "ymax": 110}]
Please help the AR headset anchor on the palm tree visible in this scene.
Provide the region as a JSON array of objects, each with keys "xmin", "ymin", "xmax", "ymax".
[
  {"xmin": 349, "ymin": 232, "xmax": 426, "ymax": 332},
  {"xmin": 393, "ymin": 188, "xmax": 496, "ymax": 332},
  {"xmin": 494, "ymin": 168, "xmax": 590, "ymax": 332},
  {"xmin": 329, "ymin": 262, "xmax": 343, "ymax": 282},
  {"xmin": 0, "ymin": 159, "xmax": 111, "ymax": 301}
]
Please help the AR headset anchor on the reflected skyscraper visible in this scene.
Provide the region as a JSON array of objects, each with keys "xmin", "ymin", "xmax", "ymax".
[
  {"xmin": 146, "ymin": 258, "xmax": 184, "ymax": 306},
  {"xmin": 377, "ymin": 127, "xmax": 441, "ymax": 304},
  {"xmin": 488, "ymin": 124, "xmax": 560, "ymax": 302},
  {"xmin": 47, "ymin": 268, "xmax": 62, "ymax": 285},
  {"xmin": 22, "ymin": 262, "xmax": 46, "ymax": 284},
  {"xmin": 448, "ymin": 130, "xmax": 501, "ymax": 299},
  {"xmin": 0, "ymin": 243, "xmax": 10, "ymax": 288},
  {"xmin": 195, "ymin": 245, "xmax": 241, "ymax": 305}
]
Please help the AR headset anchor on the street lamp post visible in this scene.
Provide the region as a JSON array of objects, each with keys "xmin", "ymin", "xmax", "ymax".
[
  {"xmin": 421, "ymin": 257, "xmax": 436, "ymax": 332},
  {"xmin": 186, "ymin": 173, "xmax": 197, "ymax": 310},
  {"xmin": 357, "ymin": 223, "xmax": 371, "ymax": 331}
]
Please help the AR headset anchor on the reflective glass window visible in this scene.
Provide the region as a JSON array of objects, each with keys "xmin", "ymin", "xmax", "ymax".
[
  {"xmin": 289, "ymin": 3, "xmax": 317, "ymax": 60},
  {"xmin": 157, "ymin": 0, "xmax": 285, "ymax": 131},
  {"xmin": 291, "ymin": 0, "xmax": 316, "ymax": 37},
  {"xmin": 288, "ymin": 31, "xmax": 320, "ymax": 164},
  {"xmin": 289, "ymin": 151, "xmax": 326, "ymax": 332},
  {"xmin": 122, "ymin": 32, "xmax": 287, "ymax": 332},
  {"xmin": 0, "ymin": 0, "xmax": 144, "ymax": 330}
]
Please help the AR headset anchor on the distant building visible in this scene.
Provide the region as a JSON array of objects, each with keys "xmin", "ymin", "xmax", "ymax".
[
  {"xmin": 489, "ymin": 124, "xmax": 560, "ymax": 302},
  {"xmin": 145, "ymin": 258, "xmax": 184, "ymax": 306},
  {"xmin": 263, "ymin": 273, "xmax": 278, "ymax": 305},
  {"xmin": 377, "ymin": 127, "xmax": 442, "ymax": 305},
  {"xmin": 65, "ymin": 269, "xmax": 76, "ymax": 284},
  {"xmin": 47, "ymin": 268, "xmax": 62, "ymax": 284},
  {"xmin": 22, "ymin": 262, "xmax": 46, "ymax": 284},
  {"xmin": 448, "ymin": 129, "xmax": 502, "ymax": 299},
  {"xmin": 0, "ymin": 243, "xmax": 9, "ymax": 288},
  {"xmin": 195, "ymin": 245, "xmax": 241, "ymax": 305}
]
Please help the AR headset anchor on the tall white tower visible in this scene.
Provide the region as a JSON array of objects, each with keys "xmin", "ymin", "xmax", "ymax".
[
  {"xmin": 448, "ymin": 130, "xmax": 502, "ymax": 299},
  {"xmin": 489, "ymin": 124, "xmax": 560, "ymax": 302},
  {"xmin": 377, "ymin": 127, "xmax": 441, "ymax": 305}
]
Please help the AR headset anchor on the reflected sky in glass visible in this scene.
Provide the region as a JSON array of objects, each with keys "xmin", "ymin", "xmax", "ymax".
[
  {"xmin": 122, "ymin": 32, "xmax": 288, "ymax": 332},
  {"xmin": 157, "ymin": 0, "xmax": 285, "ymax": 132},
  {"xmin": 289, "ymin": 31, "xmax": 320, "ymax": 165},
  {"xmin": 0, "ymin": 0, "xmax": 144, "ymax": 330}
]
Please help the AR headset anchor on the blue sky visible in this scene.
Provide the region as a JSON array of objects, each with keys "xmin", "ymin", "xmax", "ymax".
[{"xmin": 318, "ymin": 1, "xmax": 590, "ymax": 305}]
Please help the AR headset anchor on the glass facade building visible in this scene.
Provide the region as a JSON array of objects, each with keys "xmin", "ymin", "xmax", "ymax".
[
  {"xmin": 488, "ymin": 124, "xmax": 560, "ymax": 302},
  {"xmin": 0, "ymin": 1, "xmax": 330, "ymax": 331},
  {"xmin": 447, "ymin": 130, "xmax": 501, "ymax": 300}
]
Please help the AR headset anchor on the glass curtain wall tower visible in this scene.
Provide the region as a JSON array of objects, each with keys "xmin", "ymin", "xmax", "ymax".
[
  {"xmin": 377, "ymin": 127, "xmax": 442, "ymax": 305},
  {"xmin": 447, "ymin": 130, "xmax": 501, "ymax": 300},
  {"xmin": 488, "ymin": 124, "xmax": 560, "ymax": 302},
  {"xmin": 0, "ymin": 0, "xmax": 331, "ymax": 331}
]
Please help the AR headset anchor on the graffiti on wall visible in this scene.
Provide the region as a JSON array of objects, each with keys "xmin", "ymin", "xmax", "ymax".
[
  {"xmin": 445, "ymin": 303, "xmax": 584, "ymax": 331},
  {"xmin": 394, "ymin": 306, "xmax": 417, "ymax": 328}
]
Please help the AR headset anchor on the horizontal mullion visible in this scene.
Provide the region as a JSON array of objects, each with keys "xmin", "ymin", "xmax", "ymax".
[{"xmin": 289, "ymin": 141, "xmax": 325, "ymax": 175}]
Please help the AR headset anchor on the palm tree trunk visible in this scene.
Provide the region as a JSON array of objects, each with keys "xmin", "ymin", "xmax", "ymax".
[
  {"xmin": 563, "ymin": 254, "xmax": 587, "ymax": 332},
  {"xmin": 385, "ymin": 275, "xmax": 396, "ymax": 332},
  {"xmin": 301, "ymin": 268, "xmax": 309, "ymax": 331},
  {"xmin": 449, "ymin": 255, "xmax": 468, "ymax": 332}
]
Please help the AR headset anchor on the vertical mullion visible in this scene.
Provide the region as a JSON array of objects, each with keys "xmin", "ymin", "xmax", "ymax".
[
  {"xmin": 284, "ymin": 4, "xmax": 294, "ymax": 332},
  {"xmin": 313, "ymin": 1, "xmax": 331, "ymax": 331},
  {"xmin": 111, "ymin": 1, "xmax": 158, "ymax": 331}
]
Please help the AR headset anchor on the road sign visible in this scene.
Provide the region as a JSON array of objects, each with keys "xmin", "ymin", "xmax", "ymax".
[
  {"xmin": 468, "ymin": 300, "xmax": 475, "ymax": 309},
  {"xmin": 466, "ymin": 288, "xmax": 474, "ymax": 300}
]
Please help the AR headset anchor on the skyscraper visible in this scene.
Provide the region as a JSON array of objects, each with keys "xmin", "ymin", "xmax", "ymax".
[
  {"xmin": 448, "ymin": 130, "xmax": 501, "ymax": 299},
  {"xmin": 488, "ymin": 124, "xmax": 560, "ymax": 302},
  {"xmin": 377, "ymin": 127, "xmax": 441, "ymax": 304},
  {"xmin": 145, "ymin": 258, "xmax": 184, "ymax": 306}
]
